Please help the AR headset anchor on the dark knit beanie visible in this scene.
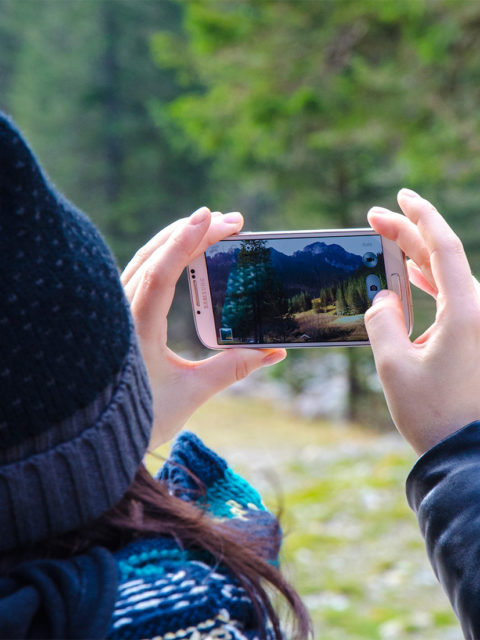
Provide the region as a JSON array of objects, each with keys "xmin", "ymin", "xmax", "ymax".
[{"xmin": 0, "ymin": 112, "xmax": 153, "ymax": 552}]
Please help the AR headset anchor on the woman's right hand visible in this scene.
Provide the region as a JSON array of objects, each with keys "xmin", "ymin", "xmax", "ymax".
[
  {"xmin": 364, "ymin": 188, "xmax": 480, "ymax": 455},
  {"xmin": 121, "ymin": 208, "xmax": 286, "ymax": 450}
]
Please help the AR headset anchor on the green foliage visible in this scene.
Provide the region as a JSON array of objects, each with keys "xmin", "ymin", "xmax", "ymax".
[
  {"xmin": 151, "ymin": 0, "xmax": 480, "ymax": 253},
  {"xmin": 314, "ymin": 257, "xmax": 387, "ymax": 317},
  {"xmin": 290, "ymin": 291, "xmax": 311, "ymax": 314},
  {"xmin": 153, "ymin": 0, "xmax": 479, "ymax": 356},
  {"xmin": 2, "ymin": 0, "xmax": 480, "ymax": 421},
  {"xmin": 0, "ymin": 0, "xmax": 209, "ymax": 268}
]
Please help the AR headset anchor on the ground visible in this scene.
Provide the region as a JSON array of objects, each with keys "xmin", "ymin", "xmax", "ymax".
[
  {"xmin": 147, "ymin": 396, "xmax": 461, "ymax": 640},
  {"xmin": 293, "ymin": 308, "xmax": 368, "ymax": 342}
]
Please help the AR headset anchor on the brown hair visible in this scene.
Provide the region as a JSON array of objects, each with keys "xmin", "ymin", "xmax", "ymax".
[{"xmin": 1, "ymin": 463, "xmax": 311, "ymax": 639}]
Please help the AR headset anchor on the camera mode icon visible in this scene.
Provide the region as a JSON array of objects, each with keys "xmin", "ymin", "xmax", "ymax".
[{"xmin": 362, "ymin": 252, "xmax": 378, "ymax": 268}]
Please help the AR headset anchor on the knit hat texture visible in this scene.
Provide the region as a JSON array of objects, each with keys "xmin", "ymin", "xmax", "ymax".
[{"xmin": 0, "ymin": 112, "xmax": 153, "ymax": 552}]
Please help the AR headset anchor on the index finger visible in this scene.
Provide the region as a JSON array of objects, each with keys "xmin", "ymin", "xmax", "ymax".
[
  {"xmin": 397, "ymin": 189, "xmax": 475, "ymax": 300},
  {"xmin": 130, "ymin": 208, "xmax": 212, "ymax": 339},
  {"xmin": 128, "ymin": 210, "xmax": 245, "ymax": 334},
  {"xmin": 121, "ymin": 210, "xmax": 243, "ymax": 289}
]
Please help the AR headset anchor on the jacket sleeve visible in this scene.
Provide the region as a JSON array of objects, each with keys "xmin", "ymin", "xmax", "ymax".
[{"xmin": 406, "ymin": 420, "xmax": 480, "ymax": 640}]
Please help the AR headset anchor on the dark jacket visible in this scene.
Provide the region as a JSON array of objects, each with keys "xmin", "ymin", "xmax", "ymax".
[{"xmin": 407, "ymin": 420, "xmax": 480, "ymax": 640}]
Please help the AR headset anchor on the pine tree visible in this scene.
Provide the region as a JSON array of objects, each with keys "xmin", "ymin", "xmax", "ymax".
[
  {"xmin": 4, "ymin": 0, "xmax": 209, "ymax": 266},
  {"xmin": 222, "ymin": 240, "xmax": 290, "ymax": 342},
  {"xmin": 336, "ymin": 285, "xmax": 347, "ymax": 317}
]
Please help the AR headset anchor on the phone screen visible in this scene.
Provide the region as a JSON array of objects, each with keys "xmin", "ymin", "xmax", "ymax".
[{"xmin": 204, "ymin": 234, "xmax": 386, "ymax": 345}]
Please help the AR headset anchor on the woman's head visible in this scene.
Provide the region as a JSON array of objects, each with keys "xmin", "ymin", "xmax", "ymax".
[{"xmin": 0, "ymin": 112, "xmax": 153, "ymax": 552}]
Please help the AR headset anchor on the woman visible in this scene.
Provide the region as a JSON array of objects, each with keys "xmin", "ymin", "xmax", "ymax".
[
  {"xmin": 0, "ymin": 109, "xmax": 477, "ymax": 639},
  {"xmin": 0, "ymin": 111, "xmax": 308, "ymax": 640}
]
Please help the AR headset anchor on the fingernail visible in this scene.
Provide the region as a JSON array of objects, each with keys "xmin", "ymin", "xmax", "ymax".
[
  {"xmin": 368, "ymin": 206, "xmax": 388, "ymax": 215},
  {"xmin": 262, "ymin": 350, "xmax": 287, "ymax": 367},
  {"xmin": 190, "ymin": 207, "xmax": 210, "ymax": 225},
  {"xmin": 222, "ymin": 212, "xmax": 243, "ymax": 225},
  {"xmin": 399, "ymin": 188, "xmax": 419, "ymax": 198},
  {"xmin": 371, "ymin": 289, "xmax": 391, "ymax": 305}
]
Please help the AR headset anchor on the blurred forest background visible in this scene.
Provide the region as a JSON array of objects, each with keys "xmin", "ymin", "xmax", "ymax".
[
  {"xmin": 1, "ymin": 0, "xmax": 480, "ymax": 427},
  {"xmin": 0, "ymin": 2, "xmax": 478, "ymax": 636}
]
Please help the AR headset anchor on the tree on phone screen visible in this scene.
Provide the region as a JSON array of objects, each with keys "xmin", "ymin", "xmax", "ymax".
[{"xmin": 221, "ymin": 240, "xmax": 295, "ymax": 343}]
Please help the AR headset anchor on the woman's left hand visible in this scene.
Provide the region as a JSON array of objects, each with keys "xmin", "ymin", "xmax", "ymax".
[
  {"xmin": 365, "ymin": 189, "xmax": 480, "ymax": 454},
  {"xmin": 121, "ymin": 207, "xmax": 286, "ymax": 450}
]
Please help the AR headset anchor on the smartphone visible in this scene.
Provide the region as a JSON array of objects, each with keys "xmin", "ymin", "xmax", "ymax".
[{"xmin": 188, "ymin": 229, "xmax": 412, "ymax": 348}]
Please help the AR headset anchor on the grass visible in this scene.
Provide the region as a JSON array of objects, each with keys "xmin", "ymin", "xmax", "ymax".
[{"xmin": 146, "ymin": 395, "xmax": 461, "ymax": 640}]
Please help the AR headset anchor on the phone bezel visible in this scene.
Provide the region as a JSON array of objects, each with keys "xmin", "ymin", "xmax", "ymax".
[{"xmin": 188, "ymin": 228, "xmax": 412, "ymax": 349}]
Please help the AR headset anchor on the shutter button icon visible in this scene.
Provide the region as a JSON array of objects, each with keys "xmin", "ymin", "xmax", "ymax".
[{"xmin": 366, "ymin": 274, "xmax": 382, "ymax": 301}]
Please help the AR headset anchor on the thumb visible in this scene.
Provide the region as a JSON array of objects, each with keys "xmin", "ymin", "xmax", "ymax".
[
  {"xmin": 364, "ymin": 290, "xmax": 411, "ymax": 376},
  {"xmin": 192, "ymin": 348, "xmax": 287, "ymax": 400}
]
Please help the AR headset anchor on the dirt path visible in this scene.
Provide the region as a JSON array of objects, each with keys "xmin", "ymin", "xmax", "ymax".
[{"xmin": 294, "ymin": 309, "xmax": 368, "ymax": 342}]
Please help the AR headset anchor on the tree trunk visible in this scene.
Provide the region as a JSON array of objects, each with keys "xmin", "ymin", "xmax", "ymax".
[
  {"xmin": 101, "ymin": 2, "xmax": 122, "ymax": 209},
  {"xmin": 335, "ymin": 160, "xmax": 363, "ymax": 423}
]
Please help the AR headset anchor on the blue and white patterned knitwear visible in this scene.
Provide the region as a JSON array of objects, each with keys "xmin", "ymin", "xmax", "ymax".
[{"xmin": 108, "ymin": 432, "xmax": 282, "ymax": 640}]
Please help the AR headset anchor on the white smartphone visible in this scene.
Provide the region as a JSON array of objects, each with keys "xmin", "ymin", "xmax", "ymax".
[{"xmin": 188, "ymin": 229, "xmax": 412, "ymax": 349}]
